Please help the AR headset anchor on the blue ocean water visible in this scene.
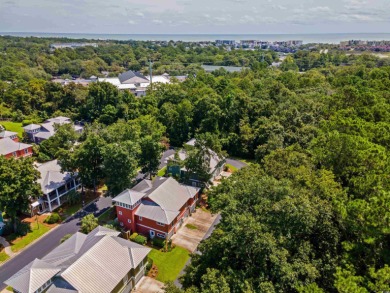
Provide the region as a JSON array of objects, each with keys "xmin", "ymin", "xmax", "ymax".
[{"xmin": 2, "ymin": 32, "xmax": 390, "ymax": 44}]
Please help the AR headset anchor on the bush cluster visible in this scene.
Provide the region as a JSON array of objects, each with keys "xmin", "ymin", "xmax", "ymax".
[
  {"xmin": 44, "ymin": 212, "xmax": 61, "ymax": 224},
  {"xmin": 130, "ymin": 234, "xmax": 147, "ymax": 245}
]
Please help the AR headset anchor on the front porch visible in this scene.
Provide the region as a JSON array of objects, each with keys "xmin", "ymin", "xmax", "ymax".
[{"xmin": 31, "ymin": 178, "xmax": 81, "ymax": 215}]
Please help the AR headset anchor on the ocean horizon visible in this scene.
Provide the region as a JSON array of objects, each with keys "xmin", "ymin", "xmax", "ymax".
[{"xmin": 2, "ymin": 32, "xmax": 390, "ymax": 44}]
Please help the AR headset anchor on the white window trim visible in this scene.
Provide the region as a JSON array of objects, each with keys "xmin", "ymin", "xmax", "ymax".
[
  {"xmin": 157, "ymin": 233, "xmax": 166, "ymax": 238},
  {"xmin": 118, "ymin": 211, "xmax": 122, "ymax": 215},
  {"xmin": 128, "ymin": 219, "xmax": 131, "ymax": 223},
  {"xmin": 156, "ymin": 221, "xmax": 164, "ymax": 226},
  {"xmin": 139, "ymin": 216, "xmax": 142, "ymax": 221}
]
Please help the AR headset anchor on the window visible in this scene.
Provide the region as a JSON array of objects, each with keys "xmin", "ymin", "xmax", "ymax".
[
  {"xmin": 120, "ymin": 222, "xmax": 123, "ymax": 226},
  {"xmin": 24, "ymin": 148, "xmax": 29, "ymax": 154},
  {"xmin": 157, "ymin": 233, "xmax": 166, "ymax": 238},
  {"xmin": 156, "ymin": 222, "xmax": 164, "ymax": 226},
  {"xmin": 119, "ymin": 211, "xmax": 122, "ymax": 215},
  {"xmin": 139, "ymin": 216, "xmax": 142, "ymax": 221},
  {"xmin": 12, "ymin": 152, "xmax": 17, "ymax": 157},
  {"xmin": 128, "ymin": 219, "xmax": 131, "ymax": 223}
]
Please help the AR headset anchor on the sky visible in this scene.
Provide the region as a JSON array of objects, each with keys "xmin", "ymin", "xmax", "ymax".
[{"xmin": 0, "ymin": 0, "xmax": 389, "ymax": 34}]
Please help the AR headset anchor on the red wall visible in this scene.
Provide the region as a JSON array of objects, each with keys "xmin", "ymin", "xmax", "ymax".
[
  {"xmin": 4, "ymin": 146, "xmax": 33, "ymax": 159},
  {"xmin": 115, "ymin": 191, "xmax": 199, "ymax": 238}
]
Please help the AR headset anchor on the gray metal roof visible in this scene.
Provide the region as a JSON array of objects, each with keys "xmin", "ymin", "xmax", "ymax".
[
  {"xmin": 61, "ymin": 235, "xmax": 150, "ymax": 293},
  {"xmin": 147, "ymin": 177, "xmax": 194, "ymax": 211},
  {"xmin": 5, "ymin": 259, "xmax": 60, "ymax": 293},
  {"xmin": 0, "ymin": 137, "xmax": 32, "ymax": 155},
  {"xmin": 23, "ymin": 124, "xmax": 41, "ymax": 131},
  {"xmin": 37, "ymin": 160, "xmax": 76, "ymax": 194},
  {"xmin": 112, "ymin": 189, "xmax": 145, "ymax": 206},
  {"xmin": 118, "ymin": 70, "xmax": 149, "ymax": 84},
  {"xmin": 0, "ymin": 130, "xmax": 17, "ymax": 138},
  {"xmin": 135, "ymin": 201, "xmax": 179, "ymax": 224},
  {"xmin": 5, "ymin": 226, "xmax": 150, "ymax": 293}
]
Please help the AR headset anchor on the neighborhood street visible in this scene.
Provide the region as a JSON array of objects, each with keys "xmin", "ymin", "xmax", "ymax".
[{"xmin": 0, "ymin": 196, "xmax": 112, "ymax": 291}]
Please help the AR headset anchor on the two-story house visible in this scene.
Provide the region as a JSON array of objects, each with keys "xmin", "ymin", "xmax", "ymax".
[
  {"xmin": 113, "ymin": 177, "xmax": 200, "ymax": 240},
  {"xmin": 30, "ymin": 160, "xmax": 81, "ymax": 215},
  {"xmin": 23, "ymin": 116, "xmax": 83, "ymax": 144},
  {"xmin": 5, "ymin": 226, "xmax": 151, "ymax": 293}
]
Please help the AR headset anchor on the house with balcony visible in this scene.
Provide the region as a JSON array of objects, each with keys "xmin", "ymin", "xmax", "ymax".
[
  {"xmin": 31, "ymin": 160, "xmax": 81, "ymax": 214},
  {"xmin": 5, "ymin": 226, "xmax": 150, "ymax": 293},
  {"xmin": 23, "ymin": 116, "xmax": 83, "ymax": 144},
  {"xmin": 113, "ymin": 177, "xmax": 200, "ymax": 240},
  {"xmin": 0, "ymin": 137, "xmax": 33, "ymax": 159}
]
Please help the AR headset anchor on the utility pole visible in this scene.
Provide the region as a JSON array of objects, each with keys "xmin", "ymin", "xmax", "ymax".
[{"xmin": 149, "ymin": 59, "xmax": 153, "ymax": 90}]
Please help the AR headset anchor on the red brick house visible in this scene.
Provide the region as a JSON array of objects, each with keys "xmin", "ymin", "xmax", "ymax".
[
  {"xmin": 0, "ymin": 137, "xmax": 33, "ymax": 159},
  {"xmin": 113, "ymin": 177, "xmax": 200, "ymax": 239}
]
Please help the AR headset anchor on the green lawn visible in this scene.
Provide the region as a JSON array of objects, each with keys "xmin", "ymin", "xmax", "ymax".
[
  {"xmin": 0, "ymin": 250, "xmax": 10, "ymax": 263},
  {"xmin": 7, "ymin": 222, "xmax": 51, "ymax": 253},
  {"xmin": 157, "ymin": 166, "xmax": 167, "ymax": 177},
  {"xmin": 149, "ymin": 246, "xmax": 190, "ymax": 282},
  {"xmin": 225, "ymin": 163, "xmax": 238, "ymax": 172},
  {"xmin": 98, "ymin": 207, "xmax": 115, "ymax": 224},
  {"xmin": 0, "ymin": 121, "xmax": 24, "ymax": 138}
]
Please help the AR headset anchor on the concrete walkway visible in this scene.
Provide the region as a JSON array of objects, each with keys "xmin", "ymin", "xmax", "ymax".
[{"xmin": 0, "ymin": 237, "xmax": 14, "ymax": 258}]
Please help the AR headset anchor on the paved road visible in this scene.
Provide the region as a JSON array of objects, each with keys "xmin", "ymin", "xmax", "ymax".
[
  {"xmin": 226, "ymin": 158, "xmax": 247, "ymax": 170},
  {"xmin": 0, "ymin": 196, "xmax": 112, "ymax": 290},
  {"xmin": 159, "ymin": 149, "xmax": 175, "ymax": 169}
]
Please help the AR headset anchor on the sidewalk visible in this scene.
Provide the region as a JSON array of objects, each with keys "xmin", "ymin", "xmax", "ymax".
[{"xmin": 0, "ymin": 237, "xmax": 14, "ymax": 258}]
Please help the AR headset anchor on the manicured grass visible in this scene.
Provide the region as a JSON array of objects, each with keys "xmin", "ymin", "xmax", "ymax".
[
  {"xmin": 185, "ymin": 224, "xmax": 198, "ymax": 230},
  {"xmin": 157, "ymin": 166, "xmax": 167, "ymax": 177},
  {"xmin": 98, "ymin": 207, "xmax": 115, "ymax": 224},
  {"xmin": 7, "ymin": 222, "xmax": 51, "ymax": 253},
  {"xmin": 229, "ymin": 157, "xmax": 256, "ymax": 166},
  {"xmin": 225, "ymin": 163, "xmax": 238, "ymax": 172},
  {"xmin": 149, "ymin": 246, "xmax": 190, "ymax": 282},
  {"xmin": 0, "ymin": 250, "xmax": 10, "ymax": 263},
  {"xmin": 0, "ymin": 121, "xmax": 24, "ymax": 138}
]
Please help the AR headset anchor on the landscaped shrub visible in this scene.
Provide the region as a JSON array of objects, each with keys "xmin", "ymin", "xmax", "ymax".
[
  {"xmin": 152, "ymin": 237, "xmax": 165, "ymax": 248},
  {"xmin": 145, "ymin": 256, "xmax": 153, "ymax": 275},
  {"xmin": 133, "ymin": 235, "xmax": 147, "ymax": 245},
  {"xmin": 130, "ymin": 233, "xmax": 139, "ymax": 241},
  {"xmin": 44, "ymin": 212, "xmax": 61, "ymax": 224}
]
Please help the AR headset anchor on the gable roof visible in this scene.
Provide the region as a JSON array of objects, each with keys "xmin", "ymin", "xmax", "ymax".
[
  {"xmin": 135, "ymin": 201, "xmax": 179, "ymax": 224},
  {"xmin": 118, "ymin": 70, "xmax": 149, "ymax": 84},
  {"xmin": 5, "ymin": 226, "xmax": 150, "ymax": 293},
  {"xmin": 147, "ymin": 177, "xmax": 194, "ymax": 211},
  {"xmin": 0, "ymin": 137, "xmax": 32, "ymax": 155}
]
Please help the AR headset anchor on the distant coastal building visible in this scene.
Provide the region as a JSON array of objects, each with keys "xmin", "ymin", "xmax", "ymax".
[
  {"xmin": 99, "ymin": 70, "xmax": 174, "ymax": 97},
  {"xmin": 216, "ymin": 40, "xmax": 236, "ymax": 46},
  {"xmin": 50, "ymin": 43, "xmax": 98, "ymax": 49}
]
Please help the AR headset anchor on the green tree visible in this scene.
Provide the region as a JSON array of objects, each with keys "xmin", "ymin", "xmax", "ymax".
[
  {"xmin": 139, "ymin": 136, "xmax": 163, "ymax": 179},
  {"xmin": 103, "ymin": 141, "xmax": 139, "ymax": 196},
  {"xmin": 0, "ymin": 157, "xmax": 41, "ymax": 231},
  {"xmin": 80, "ymin": 214, "xmax": 98, "ymax": 234}
]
